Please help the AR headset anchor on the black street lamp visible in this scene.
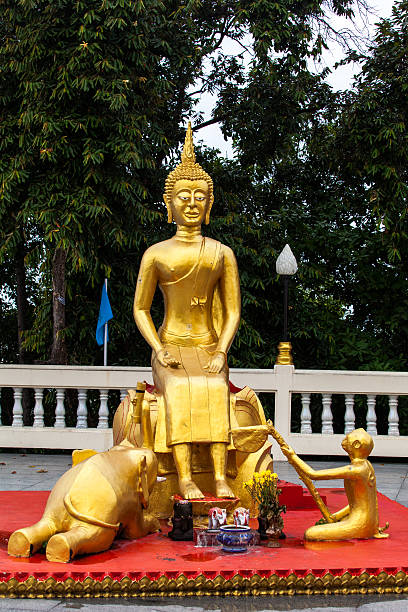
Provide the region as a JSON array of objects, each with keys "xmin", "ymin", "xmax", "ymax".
[{"xmin": 275, "ymin": 244, "xmax": 298, "ymax": 365}]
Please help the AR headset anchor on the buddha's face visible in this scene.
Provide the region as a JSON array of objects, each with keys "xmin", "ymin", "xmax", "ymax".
[{"xmin": 169, "ymin": 179, "xmax": 210, "ymax": 227}]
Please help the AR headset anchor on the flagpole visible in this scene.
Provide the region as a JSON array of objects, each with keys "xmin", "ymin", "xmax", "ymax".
[{"xmin": 103, "ymin": 278, "xmax": 108, "ymax": 367}]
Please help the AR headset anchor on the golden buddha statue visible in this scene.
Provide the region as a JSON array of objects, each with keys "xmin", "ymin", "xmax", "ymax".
[
  {"xmin": 133, "ymin": 123, "xmax": 239, "ymax": 500},
  {"xmin": 114, "ymin": 123, "xmax": 273, "ymax": 515}
]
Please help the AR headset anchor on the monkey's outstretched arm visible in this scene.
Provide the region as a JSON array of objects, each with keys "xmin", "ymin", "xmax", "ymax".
[{"xmin": 266, "ymin": 420, "xmax": 337, "ymax": 523}]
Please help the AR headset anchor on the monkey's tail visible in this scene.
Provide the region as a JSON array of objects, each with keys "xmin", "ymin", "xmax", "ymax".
[
  {"xmin": 374, "ymin": 521, "xmax": 390, "ymax": 538},
  {"xmin": 63, "ymin": 494, "xmax": 120, "ymax": 531}
]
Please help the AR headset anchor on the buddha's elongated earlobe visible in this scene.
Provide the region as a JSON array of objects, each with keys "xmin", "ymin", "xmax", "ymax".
[
  {"xmin": 204, "ymin": 197, "xmax": 214, "ymax": 225},
  {"xmin": 164, "ymin": 194, "xmax": 173, "ymax": 223}
]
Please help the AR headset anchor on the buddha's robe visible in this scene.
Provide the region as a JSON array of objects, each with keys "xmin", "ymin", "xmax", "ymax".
[{"xmin": 152, "ymin": 238, "xmax": 231, "ymax": 450}]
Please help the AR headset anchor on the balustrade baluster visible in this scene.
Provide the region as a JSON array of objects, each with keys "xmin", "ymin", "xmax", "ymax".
[
  {"xmin": 388, "ymin": 395, "xmax": 399, "ymax": 436},
  {"xmin": 76, "ymin": 390, "xmax": 88, "ymax": 428},
  {"xmin": 300, "ymin": 393, "xmax": 312, "ymax": 434},
  {"xmin": 54, "ymin": 389, "xmax": 66, "ymax": 428},
  {"xmin": 98, "ymin": 389, "xmax": 109, "ymax": 429},
  {"xmin": 344, "ymin": 394, "xmax": 355, "ymax": 434},
  {"xmin": 33, "ymin": 388, "xmax": 44, "ymax": 427},
  {"xmin": 0, "ymin": 389, "xmax": 2, "ymax": 426},
  {"xmin": 120, "ymin": 389, "xmax": 128, "ymax": 403},
  {"xmin": 366, "ymin": 395, "xmax": 377, "ymax": 435},
  {"xmin": 12, "ymin": 388, "xmax": 23, "ymax": 427},
  {"xmin": 321, "ymin": 394, "xmax": 333, "ymax": 434}
]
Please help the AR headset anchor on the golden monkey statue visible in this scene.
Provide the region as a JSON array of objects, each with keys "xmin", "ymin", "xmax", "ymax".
[
  {"xmin": 279, "ymin": 428, "xmax": 389, "ymax": 541},
  {"xmin": 114, "ymin": 123, "xmax": 273, "ymax": 516},
  {"xmin": 231, "ymin": 424, "xmax": 389, "ymax": 541},
  {"xmin": 8, "ymin": 443, "xmax": 159, "ymax": 563}
]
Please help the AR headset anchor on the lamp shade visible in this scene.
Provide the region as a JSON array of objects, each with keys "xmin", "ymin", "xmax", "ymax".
[{"xmin": 276, "ymin": 244, "xmax": 298, "ymax": 275}]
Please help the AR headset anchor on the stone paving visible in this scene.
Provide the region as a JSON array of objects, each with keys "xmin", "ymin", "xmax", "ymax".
[
  {"xmin": 0, "ymin": 594, "xmax": 408, "ymax": 612},
  {"xmin": 1, "ymin": 454, "xmax": 408, "ymax": 506},
  {"xmin": 1, "ymin": 453, "xmax": 408, "ymax": 611}
]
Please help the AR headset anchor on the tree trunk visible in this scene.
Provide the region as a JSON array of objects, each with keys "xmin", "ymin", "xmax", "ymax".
[
  {"xmin": 50, "ymin": 247, "xmax": 68, "ymax": 365},
  {"xmin": 15, "ymin": 243, "xmax": 33, "ymax": 424},
  {"xmin": 15, "ymin": 245, "xmax": 28, "ymax": 365}
]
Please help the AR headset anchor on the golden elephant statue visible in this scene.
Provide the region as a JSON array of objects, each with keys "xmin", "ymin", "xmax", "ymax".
[{"xmin": 8, "ymin": 443, "xmax": 159, "ymax": 563}]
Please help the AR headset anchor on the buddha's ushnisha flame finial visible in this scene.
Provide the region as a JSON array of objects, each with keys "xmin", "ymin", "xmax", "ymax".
[{"xmin": 181, "ymin": 121, "xmax": 196, "ymax": 165}]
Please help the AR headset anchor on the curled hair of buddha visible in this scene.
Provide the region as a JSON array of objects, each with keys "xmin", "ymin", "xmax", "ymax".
[{"xmin": 164, "ymin": 122, "xmax": 214, "ymax": 224}]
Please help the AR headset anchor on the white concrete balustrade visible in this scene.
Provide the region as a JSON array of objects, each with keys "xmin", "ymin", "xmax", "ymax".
[{"xmin": 0, "ymin": 364, "xmax": 406, "ymax": 459}]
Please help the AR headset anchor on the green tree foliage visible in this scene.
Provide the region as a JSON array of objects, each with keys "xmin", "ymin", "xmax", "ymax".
[
  {"xmin": 334, "ymin": 0, "xmax": 408, "ymax": 260},
  {"xmin": 1, "ymin": 0, "xmax": 406, "ymax": 386},
  {"xmin": 205, "ymin": 0, "xmax": 408, "ymax": 373},
  {"xmin": 324, "ymin": 0, "xmax": 408, "ymax": 367}
]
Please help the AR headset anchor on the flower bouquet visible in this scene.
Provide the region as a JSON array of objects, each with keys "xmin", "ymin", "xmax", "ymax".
[{"xmin": 244, "ymin": 470, "xmax": 286, "ymax": 540}]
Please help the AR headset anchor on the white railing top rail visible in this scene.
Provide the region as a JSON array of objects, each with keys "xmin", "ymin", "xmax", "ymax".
[
  {"xmin": 0, "ymin": 364, "xmax": 407, "ymax": 395},
  {"xmin": 291, "ymin": 369, "xmax": 408, "ymax": 395}
]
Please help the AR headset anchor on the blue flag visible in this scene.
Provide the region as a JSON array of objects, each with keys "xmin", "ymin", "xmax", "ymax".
[{"xmin": 96, "ymin": 283, "xmax": 113, "ymax": 346}]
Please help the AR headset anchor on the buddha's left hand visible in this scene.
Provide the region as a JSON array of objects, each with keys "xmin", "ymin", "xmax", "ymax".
[{"xmin": 203, "ymin": 351, "xmax": 225, "ymax": 374}]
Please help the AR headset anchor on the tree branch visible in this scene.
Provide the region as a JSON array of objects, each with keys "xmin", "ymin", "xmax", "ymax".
[{"xmin": 193, "ymin": 115, "xmax": 227, "ymax": 131}]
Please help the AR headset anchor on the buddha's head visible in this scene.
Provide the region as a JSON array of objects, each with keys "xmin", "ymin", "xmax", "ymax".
[
  {"xmin": 341, "ymin": 428, "xmax": 373, "ymax": 459},
  {"xmin": 164, "ymin": 123, "xmax": 214, "ymax": 225}
]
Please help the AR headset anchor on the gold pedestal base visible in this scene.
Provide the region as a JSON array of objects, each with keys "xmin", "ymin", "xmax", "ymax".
[
  {"xmin": 149, "ymin": 443, "xmax": 274, "ymax": 519},
  {"xmin": 275, "ymin": 341, "xmax": 293, "ymax": 365}
]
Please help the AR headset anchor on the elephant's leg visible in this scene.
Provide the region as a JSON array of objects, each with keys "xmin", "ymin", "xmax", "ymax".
[
  {"xmin": 143, "ymin": 512, "xmax": 160, "ymax": 535},
  {"xmin": 46, "ymin": 524, "xmax": 115, "ymax": 563},
  {"xmin": 123, "ymin": 511, "xmax": 160, "ymax": 539},
  {"xmin": 8, "ymin": 518, "xmax": 56, "ymax": 557}
]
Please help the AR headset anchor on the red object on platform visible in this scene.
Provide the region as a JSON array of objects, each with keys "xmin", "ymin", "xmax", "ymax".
[
  {"xmin": 278, "ymin": 480, "xmax": 327, "ymax": 509},
  {"xmin": 0, "ymin": 487, "xmax": 405, "ymax": 590}
]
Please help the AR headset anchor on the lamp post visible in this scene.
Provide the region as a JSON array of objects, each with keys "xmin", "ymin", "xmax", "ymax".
[{"xmin": 275, "ymin": 244, "xmax": 297, "ymax": 365}]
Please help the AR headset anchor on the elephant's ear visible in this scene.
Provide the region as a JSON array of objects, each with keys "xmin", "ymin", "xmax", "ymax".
[
  {"xmin": 72, "ymin": 449, "xmax": 98, "ymax": 466},
  {"xmin": 138, "ymin": 456, "xmax": 149, "ymax": 509}
]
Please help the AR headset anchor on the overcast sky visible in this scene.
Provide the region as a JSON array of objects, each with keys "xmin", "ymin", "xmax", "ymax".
[{"xmin": 196, "ymin": 0, "xmax": 396, "ymax": 156}]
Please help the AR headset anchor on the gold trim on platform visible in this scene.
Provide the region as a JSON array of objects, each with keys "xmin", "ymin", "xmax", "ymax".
[{"xmin": 1, "ymin": 570, "xmax": 408, "ymax": 598}]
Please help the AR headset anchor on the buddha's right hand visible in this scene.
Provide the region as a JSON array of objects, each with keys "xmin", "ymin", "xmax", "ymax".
[{"xmin": 156, "ymin": 348, "xmax": 180, "ymax": 368}]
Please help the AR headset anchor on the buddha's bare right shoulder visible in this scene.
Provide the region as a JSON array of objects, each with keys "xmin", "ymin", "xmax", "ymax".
[
  {"xmin": 140, "ymin": 239, "xmax": 173, "ymax": 263},
  {"xmin": 143, "ymin": 238, "xmax": 172, "ymax": 258}
]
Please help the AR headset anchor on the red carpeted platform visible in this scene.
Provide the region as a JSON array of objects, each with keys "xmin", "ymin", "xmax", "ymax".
[{"xmin": 0, "ymin": 488, "xmax": 407, "ymax": 598}]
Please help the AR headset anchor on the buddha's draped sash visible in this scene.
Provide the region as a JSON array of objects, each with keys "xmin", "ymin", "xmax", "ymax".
[{"xmin": 152, "ymin": 238, "xmax": 230, "ymax": 450}]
